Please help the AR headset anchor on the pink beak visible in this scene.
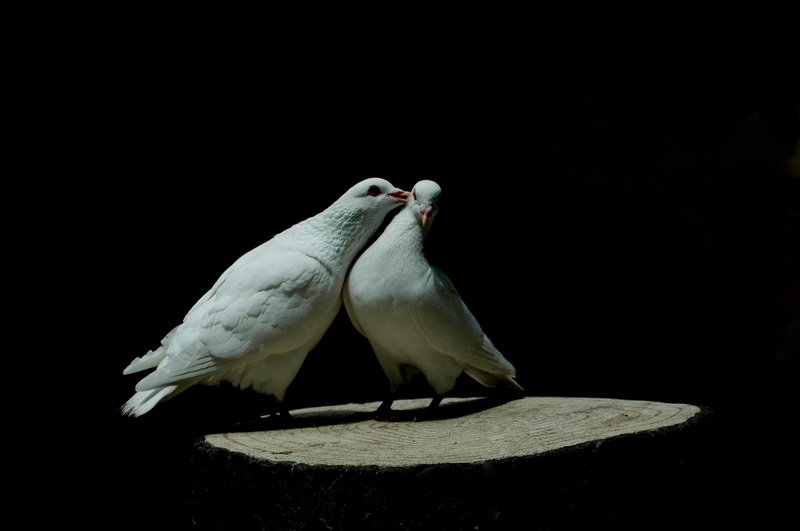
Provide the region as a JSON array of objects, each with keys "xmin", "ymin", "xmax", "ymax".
[
  {"xmin": 419, "ymin": 204, "xmax": 433, "ymax": 226},
  {"xmin": 387, "ymin": 189, "xmax": 409, "ymax": 203}
]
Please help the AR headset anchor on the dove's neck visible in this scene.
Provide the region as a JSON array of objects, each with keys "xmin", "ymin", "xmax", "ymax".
[
  {"xmin": 374, "ymin": 206, "xmax": 427, "ymax": 263},
  {"xmin": 287, "ymin": 205, "xmax": 388, "ymax": 271}
]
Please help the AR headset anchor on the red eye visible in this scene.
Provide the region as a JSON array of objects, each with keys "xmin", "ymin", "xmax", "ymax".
[
  {"xmin": 367, "ymin": 185, "xmax": 381, "ymax": 196},
  {"xmin": 412, "ymin": 190, "xmax": 417, "ymax": 200}
]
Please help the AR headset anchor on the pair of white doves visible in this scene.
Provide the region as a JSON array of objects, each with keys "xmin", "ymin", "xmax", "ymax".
[{"xmin": 122, "ymin": 178, "xmax": 522, "ymax": 420}]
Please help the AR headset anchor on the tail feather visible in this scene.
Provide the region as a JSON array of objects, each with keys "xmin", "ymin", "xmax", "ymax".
[
  {"xmin": 123, "ymin": 349, "xmax": 167, "ymax": 375},
  {"xmin": 464, "ymin": 366, "xmax": 524, "ymax": 391},
  {"xmin": 121, "ymin": 385, "xmax": 179, "ymax": 417},
  {"xmin": 123, "ymin": 326, "xmax": 179, "ymax": 375}
]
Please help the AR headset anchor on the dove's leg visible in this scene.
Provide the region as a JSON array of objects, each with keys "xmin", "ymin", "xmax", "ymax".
[
  {"xmin": 427, "ymin": 396, "xmax": 444, "ymax": 409},
  {"xmin": 256, "ymin": 400, "xmax": 320, "ymax": 429},
  {"xmin": 277, "ymin": 403, "xmax": 293, "ymax": 420},
  {"xmin": 413, "ymin": 395, "xmax": 445, "ymax": 422},
  {"xmin": 374, "ymin": 399, "xmax": 397, "ymax": 421},
  {"xmin": 258, "ymin": 396, "xmax": 295, "ymax": 423}
]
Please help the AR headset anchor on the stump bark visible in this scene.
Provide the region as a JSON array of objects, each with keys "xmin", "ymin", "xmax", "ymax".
[{"xmin": 189, "ymin": 397, "xmax": 711, "ymax": 530}]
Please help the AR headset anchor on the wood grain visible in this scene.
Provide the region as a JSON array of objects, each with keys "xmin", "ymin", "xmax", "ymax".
[{"xmin": 204, "ymin": 396, "xmax": 701, "ymax": 466}]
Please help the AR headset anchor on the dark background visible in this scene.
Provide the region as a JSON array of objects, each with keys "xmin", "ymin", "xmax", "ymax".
[{"xmin": 45, "ymin": 32, "xmax": 797, "ymax": 529}]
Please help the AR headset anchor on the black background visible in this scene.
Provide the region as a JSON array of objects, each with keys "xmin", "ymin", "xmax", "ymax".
[{"xmin": 41, "ymin": 26, "xmax": 797, "ymax": 530}]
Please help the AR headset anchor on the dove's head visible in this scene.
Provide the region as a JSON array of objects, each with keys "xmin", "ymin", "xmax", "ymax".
[
  {"xmin": 409, "ymin": 180, "xmax": 441, "ymax": 229},
  {"xmin": 341, "ymin": 178, "xmax": 409, "ymax": 214}
]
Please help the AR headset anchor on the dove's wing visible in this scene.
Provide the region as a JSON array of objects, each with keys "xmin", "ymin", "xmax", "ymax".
[
  {"xmin": 197, "ymin": 249, "xmax": 333, "ymax": 358},
  {"xmin": 183, "ymin": 235, "xmax": 291, "ymax": 318},
  {"xmin": 407, "ymin": 266, "xmax": 517, "ymax": 377},
  {"xmin": 135, "ymin": 250, "xmax": 334, "ymax": 391}
]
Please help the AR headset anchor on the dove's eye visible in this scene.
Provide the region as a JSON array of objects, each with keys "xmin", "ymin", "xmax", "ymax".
[
  {"xmin": 412, "ymin": 190, "xmax": 417, "ymax": 200},
  {"xmin": 367, "ymin": 185, "xmax": 381, "ymax": 197}
]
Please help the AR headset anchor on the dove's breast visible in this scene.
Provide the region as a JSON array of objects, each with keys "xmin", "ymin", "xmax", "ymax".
[{"xmin": 348, "ymin": 266, "xmax": 431, "ymax": 352}]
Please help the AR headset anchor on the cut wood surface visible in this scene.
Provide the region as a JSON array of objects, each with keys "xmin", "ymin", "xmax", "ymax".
[
  {"xmin": 191, "ymin": 396, "xmax": 709, "ymax": 530},
  {"xmin": 203, "ymin": 396, "xmax": 702, "ymax": 466}
]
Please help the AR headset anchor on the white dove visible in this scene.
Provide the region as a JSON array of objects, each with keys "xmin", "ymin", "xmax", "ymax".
[
  {"xmin": 122, "ymin": 178, "xmax": 409, "ymax": 417},
  {"xmin": 343, "ymin": 180, "xmax": 522, "ymax": 420}
]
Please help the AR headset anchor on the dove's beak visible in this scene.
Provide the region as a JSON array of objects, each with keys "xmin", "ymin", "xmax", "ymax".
[
  {"xmin": 387, "ymin": 189, "xmax": 409, "ymax": 204},
  {"xmin": 419, "ymin": 204, "xmax": 433, "ymax": 226}
]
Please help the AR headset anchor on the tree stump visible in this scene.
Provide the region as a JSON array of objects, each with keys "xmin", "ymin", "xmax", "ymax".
[{"xmin": 189, "ymin": 397, "xmax": 711, "ymax": 530}]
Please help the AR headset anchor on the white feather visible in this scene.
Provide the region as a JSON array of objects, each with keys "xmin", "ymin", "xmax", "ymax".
[
  {"xmin": 343, "ymin": 180, "xmax": 522, "ymax": 407},
  {"xmin": 122, "ymin": 178, "xmax": 409, "ymax": 416}
]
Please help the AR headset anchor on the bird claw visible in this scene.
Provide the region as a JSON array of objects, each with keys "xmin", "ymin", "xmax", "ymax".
[
  {"xmin": 372, "ymin": 399, "xmax": 398, "ymax": 421},
  {"xmin": 373, "ymin": 407, "xmax": 398, "ymax": 421},
  {"xmin": 253, "ymin": 408, "xmax": 314, "ymax": 429},
  {"xmin": 413, "ymin": 397, "xmax": 445, "ymax": 422},
  {"xmin": 412, "ymin": 410, "xmax": 433, "ymax": 423}
]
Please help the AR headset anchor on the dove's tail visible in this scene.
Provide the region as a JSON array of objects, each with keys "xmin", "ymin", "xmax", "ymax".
[
  {"xmin": 121, "ymin": 350, "xmax": 174, "ymax": 415},
  {"xmin": 464, "ymin": 367, "xmax": 524, "ymax": 391},
  {"xmin": 123, "ymin": 349, "xmax": 167, "ymax": 375},
  {"xmin": 123, "ymin": 326, "xmax": 179, "ymax": 375},
  {"xmin": 121, "ymin": 385, "xmax": 182, "ymax": 417},
  {"xmin": 462, "ymin": 336, "xmax": 524, "ymax": 391}
]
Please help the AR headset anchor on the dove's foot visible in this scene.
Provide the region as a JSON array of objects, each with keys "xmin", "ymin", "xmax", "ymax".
[
  {"xmin": 259, "ymin": 410, "xmax": 317, "ymax": 429},
  {"xmin": 413, "ymin": 396, "xmax": 444, "ymax": 422},
  {"xmin": 254, "ymin": 402, "xmax": 319, "ymax": 428},
  {"xmin": 374, "ymin": 399, "xmax": 398, "ymax": 421}
]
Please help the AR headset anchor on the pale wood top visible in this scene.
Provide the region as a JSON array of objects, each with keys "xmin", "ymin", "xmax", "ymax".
[{"xmin": 203, "ymin": 397, "xmax": 702, "ymax": 467}]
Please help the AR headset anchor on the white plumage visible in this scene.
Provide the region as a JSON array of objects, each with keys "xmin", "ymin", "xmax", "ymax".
[
  {"xmin": 343, "ymin": 180, "xmax": 522, "ymax": 419},
  {"xmin": 122, "ymin": 178, "xmax": 409, "ymax": 417}
]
